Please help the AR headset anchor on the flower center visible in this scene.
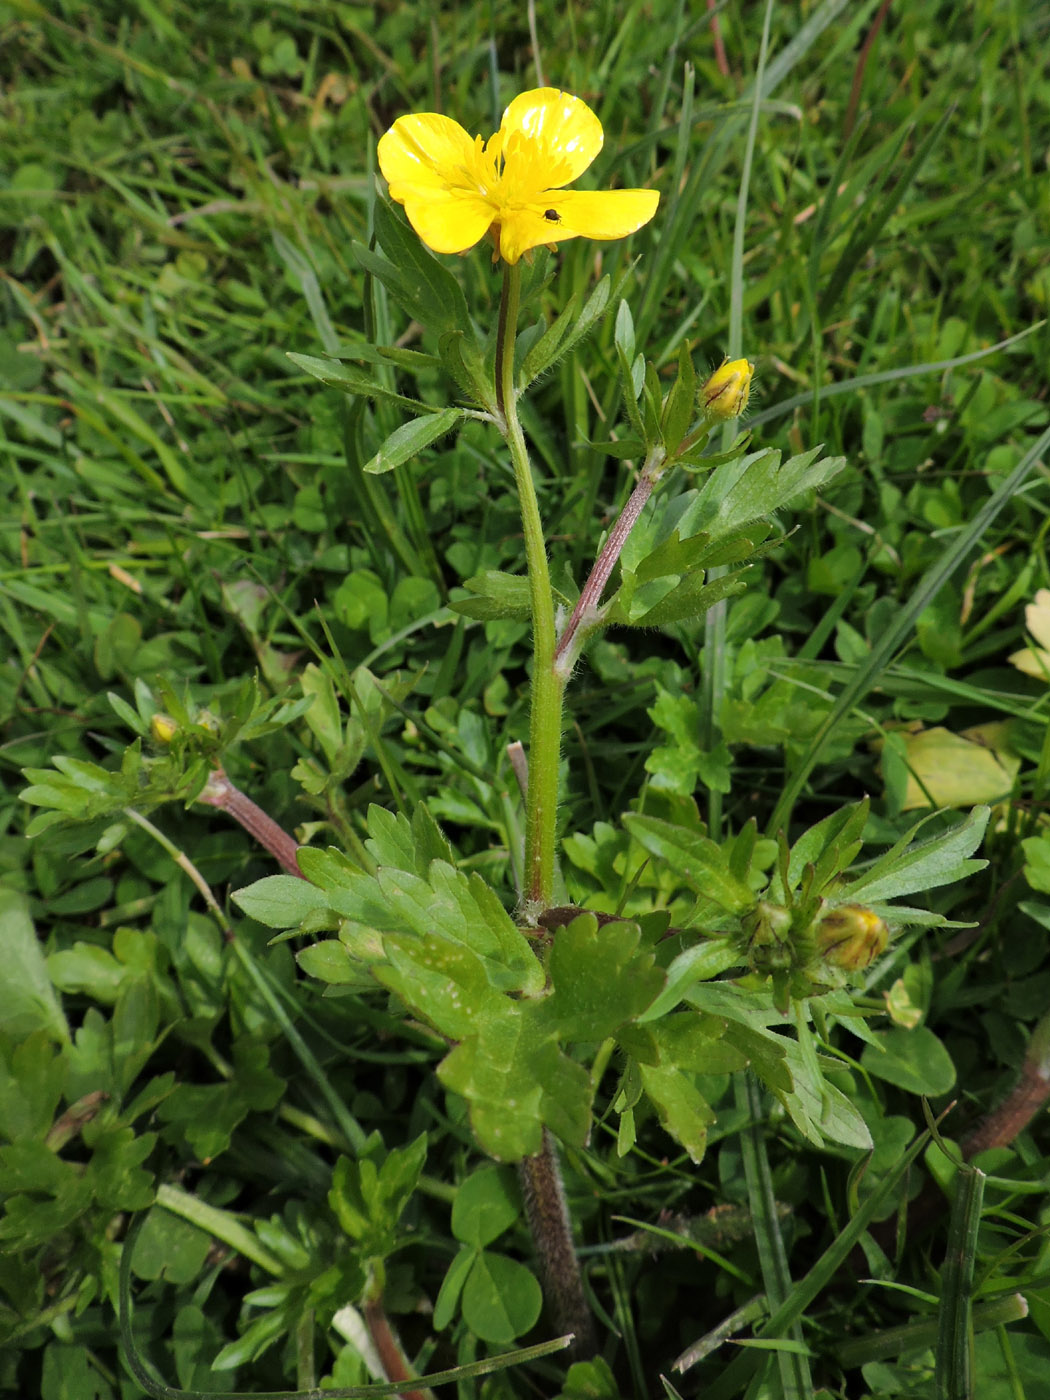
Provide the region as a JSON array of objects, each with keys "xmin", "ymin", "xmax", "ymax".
[{"xmin": 448, "ymin": 129, "xmax": 574, "ymax": 218}]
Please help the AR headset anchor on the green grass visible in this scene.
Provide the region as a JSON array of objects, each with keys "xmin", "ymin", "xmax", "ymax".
[{"xmin": 2, "ymin": 1, "xmax": 1050, "ymax": 1397}]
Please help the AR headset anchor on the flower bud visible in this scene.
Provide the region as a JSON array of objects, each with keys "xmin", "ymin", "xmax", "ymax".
[
  {"xmin": 700, "ymin": 357, "xmax": 753, "ymax": 422},
  {"xmin": 815, "ymin": 904, "xmax": 888, "ymax": 972},
  {"xmin": 150, "ymin": 713, "xmax": 178, "ymax": 745}
]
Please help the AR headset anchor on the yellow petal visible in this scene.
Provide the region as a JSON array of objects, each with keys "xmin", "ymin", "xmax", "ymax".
[
  {"xmin": 552, "ymin": 188, "xmax": 659, "ymax": 237},
  {"xmin": 498, "ymin": 88, "xmax": 603, "ymax": 187},
  {"xmin": 378, "ymin": 113, "xmax": 475, "ymax": 193},
  {"xmin": 498, "ymin": 188, "xmax": 660, "ymax": 261},
  {"xmin": 399, "ymin": 188, "xmax": 494, "ymax": 256}
]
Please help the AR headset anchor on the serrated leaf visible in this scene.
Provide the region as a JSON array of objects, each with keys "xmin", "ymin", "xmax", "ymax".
[
  {"xmin": 363, "ymin": 407, "xmax": 463, "ymax": 475},
  {"xmin": 693, "ymin": 444, "xmax": 847, "ymax": 534},
  {"xmin": 376, "ymin": 863, "xmax": 543, "ymax": 994},
  {"xmin": 438, "ymin": 1016, "xmax": 546, "ymax": 1161},
  {"xmin": 286, "ymin": 353, "xmax": 428, "ymax": 411},
  {"xmin": 519, "ymin": 290, "xmax": 581, "ymax": 386},
  {"xmin": 846, "ymin": 807, "xmax": 989, "ymax": 904},
  {"xmin": 614, "ymin": 298, "xmax": 636, "ymax": 362},
  {"xmin": 584, "ymin": 435, "xmax": 648, "ymax": 460},
  {"xmin": 623, "ymin": 815, "xmax": 757, "ymax": 915},
  {"xmin": 661, "ymin": 343, "xmax": 697, "ymax": 449},
  {"xmin": 643, "ymin": 1013, "xmax": 749, "ymax": 1075},
  {"xmin": 0, "ymin": 1033, "xmax": 66, "ymax": 1143},
  {"xmin": 298, "ymin": 663, "xmax": 348, "ymax": 767},
  {"xmin": 294, "ymin": 846, "xmax": 362, "ymax": 892},
  {"xmin": 365, "ymin": 804, "xmax": 424, "ymax": 872},
  {"xmin": 450, "ymin": 571, "xmax": 531, "ymax": 622},
  {"xmin": 438, "ymin": 328, "xmax": 492, "ymax": 407},
  {"xmin": 539, "ymin": 914, "xmax": 664, "ymax": 1042},
  {"xmin": 625, "ymin": 567, "xmax": 749, "ymax": 629},
  {"xmin": 638, "ymin": 1063, "xmax": 713, "ymax": 1163},
  {"xmin": 614, "ymin": 299, "xmax": 648, "ymax": 445},
  {"xmin": 364, "ymin": 198, "xmax": 474, "ymax": 338},
  {"xmin": 157, "ymin": 1039, "xmax": 284, "ymax": 1162},
  {"xmin": 0, "ymin": 889, "xmax": 68, "ymax": 1043},
  {"xmin": 439, "ymin": 1011, "xmax": 592, "ymax": 1161},
  {"xmin": 231, "ymin": 875, "xmax": 329, "ymax": 929},
  {"xmin": 641, "ymin": 360, "xmax": 662, "ymax": 443},
  {"xmin": 554, "ymin": 271, "xmax": 622, "ymax": 365},
  {"xmin": 633, "ymin": 524, "xmax": 769, "ymax": 584},
  {"xmin": 296, "ymin": 940, "xmax": 359, "ymax": 985},
  {"xmin": 450, "ymin": 570, "xmax": 572, "ymax": 623},
  {"xmin": 377, "ymin": 933, "xmax": 501, "ymax": 1041},
  {"xmin": 411, "ymin": 803, "xmax": 457, "ymax": 868},
  {"xmin": 329, "ymin": 1133, "xmax": 426, "ymax": 1255}
]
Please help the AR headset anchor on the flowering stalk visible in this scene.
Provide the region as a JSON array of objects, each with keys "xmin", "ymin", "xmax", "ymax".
[
  {"xmin": 497, "ymin": 263, "xmax": 563, "ymax": 912},
  {"xmin": 496, "ymin": 266, "xmax": 599, "ymax": 1348}
]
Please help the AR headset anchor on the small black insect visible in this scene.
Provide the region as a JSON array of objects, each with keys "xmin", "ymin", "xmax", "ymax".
[{"xmin": 543, "ymin": 208, "xmax": 561, "ymax": 223}]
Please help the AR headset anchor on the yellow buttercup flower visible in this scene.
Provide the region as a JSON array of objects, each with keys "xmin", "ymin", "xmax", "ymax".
[{"xmin": 377, "ymin": 88, "xmax": 660, "ymax": 265}]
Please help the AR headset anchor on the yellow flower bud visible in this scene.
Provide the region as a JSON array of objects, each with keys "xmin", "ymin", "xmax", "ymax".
[
  {"xmin": 700, "ymin": 357, "xmax": 754, "ymax": 422},
  {"xmin": 815, "ymin": 904, "xmax": 888, "ymax": 972},
  {"xmin": 150, "ymin": 713, "xmax": 178, "ymax": 745}
]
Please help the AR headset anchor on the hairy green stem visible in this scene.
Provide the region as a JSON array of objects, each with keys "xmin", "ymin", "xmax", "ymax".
[
  {"xmin": 497, "ymin": 267, "xmax": 593, "ymax": 1350},
  {"xmin": 497, "ymin": 263, "xmax": 562, "ymax": 910}
]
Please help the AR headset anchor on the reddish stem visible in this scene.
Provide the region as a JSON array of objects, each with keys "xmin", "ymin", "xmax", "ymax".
[
  {"xmin": 362, "ymin": 1300, "xmax": 431, "ymax": 1400},
  {"xmin": 707, "ymin": 0, "xmax": 729, "ymax": 78},
  {"xmin": 881, "ymin": 1022, "xmax": 1050, "ymax": 1249},
  {"xmin": 554, "ymin": 467, "xmax": 658, "ymax": 674},
  {"xmin": 518, "ymin": 1130, "xmax": 596, "ymax": 1357},
  {"xmin": 960, "ymin": 1061, "xmax": 1050, "ymax": 1161},
  {"xmin": 845, "ymin": 0, "xmax": 892, "ymax": 139},
  {"xmin": 197, "ymin": 769, "xmax": 303, "ymax": 878}
]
